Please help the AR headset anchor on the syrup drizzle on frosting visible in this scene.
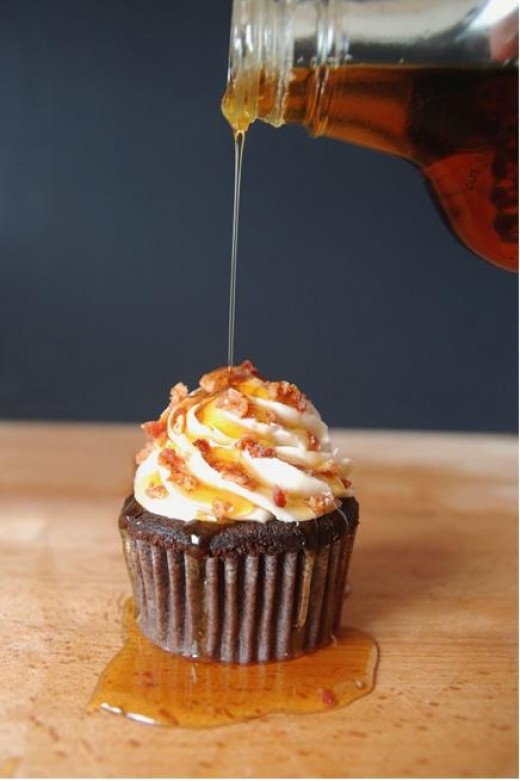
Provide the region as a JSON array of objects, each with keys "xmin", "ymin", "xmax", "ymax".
[{"xmin": 134, "ymin": 361, "xmax": 353, "ymax": 523}]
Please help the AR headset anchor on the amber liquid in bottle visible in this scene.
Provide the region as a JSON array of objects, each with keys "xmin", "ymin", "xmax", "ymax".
[{"xmin": 223, "ymin": 63, "xmax": 518, "ymax": 270}]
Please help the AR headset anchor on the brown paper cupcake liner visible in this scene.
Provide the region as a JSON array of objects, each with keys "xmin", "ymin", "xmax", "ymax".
[{"xmin": 120, "ymin": 503, "xmax": 357, "ymax": 663}]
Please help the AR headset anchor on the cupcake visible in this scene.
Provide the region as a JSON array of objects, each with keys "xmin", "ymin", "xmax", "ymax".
[{"xmin": 119, "ymin": 361, "xmax": 358, "ymax": 664}]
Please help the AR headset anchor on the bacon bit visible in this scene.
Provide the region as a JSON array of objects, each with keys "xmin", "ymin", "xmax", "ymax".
[
  {"xmin": 145, "ymin": 484, "xmax": 168, "ymax": 499},
  {"xmin": 220, "ymin": 463, "xmax": 258, "ymax": 490},
  {"xmin": 207, "ymin": 455, "xmax": 257, "ymax": 489},
  {"xmin": 158, "ymin": 448, "xmax": 185, "ymax": 469},
  {"xmin": 135, "ymin": 442, "xmax": 154, "ymax": 465},
  {"xmin": 142, "ymin": 418, "xmax": 167, "ymax": 440},
  {"xmin": 236, "ymin": 436, "xmax": 276, "ymax": 458},
  {"xmin": 273, "ymin": 485, "xmax": 287, "ymax": 508},
  {"xmin": 266, "ymin": 380, "xmax": 307, "ymax": 412},
  {"xmin": 193, "ymin": 438, "xmax": 211, "ymax": 457},
  {"xmin": 199, "ymin": 360, "xmax": 258, "ymax": 395},
  {"xmin": 215, "ymin": 387, "xmax": 250, "ymax": 418},
  {"xmin": 212, "ymin": 498, "xmax": 233, "ymax": 521},
  {"xmin": 341, "ymin": 478, "xmax": 352, "ymax": 489},
  {"xmin": 263, "ymin": 408, "xmax": 277, "ymax": 424},
  {"xmin": 306, "ymin": 492, "xmax": 337, "ymax": 516},
  {"xmin": 169, "ymin": 382, "xmax": 188, "ymax": 407},
  {"xmin": 199, "ymin": 369, "xmax": 229, "ymax": 395},
  {"xmin": 321, "ymin": 688, "xmax": 338, "ymax": 707},
  {"xmin": 239, "ymin": 359, "xmax": 259, "ymax": 376},
  {"xmin": 177, "ymin": 473, "xmax": 199, "ymax": 491},
  {"xmin": 158, "ymin": 449, "xmax": 199, "ymax": 491},
  {"xmin": 308, "ymin": 433, "xmax": 320, "ymax": 451}
]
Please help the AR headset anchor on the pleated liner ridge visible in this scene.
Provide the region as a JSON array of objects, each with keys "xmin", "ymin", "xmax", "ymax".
[{"xmin": 120, "ymin": 502, "xmax": 358, "ymax": 664}]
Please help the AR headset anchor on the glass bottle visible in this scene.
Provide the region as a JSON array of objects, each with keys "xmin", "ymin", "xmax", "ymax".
[{"xmin": 222, "ymin": 0, "xmax": 518, "ymax": 270}]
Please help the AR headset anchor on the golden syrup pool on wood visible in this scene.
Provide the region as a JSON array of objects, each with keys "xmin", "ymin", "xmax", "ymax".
[{"xmin": 89, "ymin": 600, "xmax": 378, "ymax": 728}]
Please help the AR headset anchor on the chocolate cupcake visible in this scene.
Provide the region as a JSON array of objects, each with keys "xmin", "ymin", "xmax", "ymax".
[{"xmin": 119, "ymin": 361, "xmax": 358, "ymax": 664}]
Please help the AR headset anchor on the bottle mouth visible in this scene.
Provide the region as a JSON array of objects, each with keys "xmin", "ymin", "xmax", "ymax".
[{"xmin": 222, "ymin": 0, "xmax": 289, "ymax": 132}]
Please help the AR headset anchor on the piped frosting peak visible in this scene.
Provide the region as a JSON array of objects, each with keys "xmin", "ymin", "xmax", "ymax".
[{"xmin": 134, "ymin": 361, "xmax": 353, "ymax": 523}]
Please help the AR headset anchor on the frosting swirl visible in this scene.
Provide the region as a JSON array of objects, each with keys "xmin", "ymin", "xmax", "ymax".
[{"xmin": 134, "ymin": 361, "xmax": 353, "ymax": 522}]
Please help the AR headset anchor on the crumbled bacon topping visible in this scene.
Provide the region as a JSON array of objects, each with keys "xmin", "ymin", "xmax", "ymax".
[
  {"xmin": 199, "ymin": 370, "xmax": 229, "ymax": 395},
  {"xmin": 206, "ymin": 453, "xmax": 257, "ymax": 489},
  {"xmin": 236, "ymin": 436, "xmax": 276, "ymax": 458},
  {"xmin": 142, "ymin": 418, "xmax": 167, "ymax": 440},
  {"xmin": 239, "ymin": 359, "xmax": 259, "ymax": 375},
  {"xmin": 266, "ymin": 380, "xmax": 307, "ymax": 412},
  {"xmin": 158, "ymin": 448, "xmax": 185, "ymax": 470},
  {"xmin": 306, "ymin": 493, "xmax": 337, "ymax": 516},
  {"xmin": 341, "ymin": 478, "xmax": 352, "ymax": 489},
  {"xmin": 212, "ymin": 498, "xmax": 233, "ymax": 521},
  {"xmin": 320, "ymin": 688, "xmax": 338, "ymax": 707},
  {"xmin": 215, "ymin": 387, "xmax": 250, "ymax": 418},
  {"xmin": 218, "ymin": 463, "xmax": 257, "ymax": 489},
  {"xmin": 308, "ymin": 433, "xmax": 320, "ymax": 451},
  {"xmin": 193, "ymin": 438, "xmax": 211, "ymax": 457},
  {"xmin": 262, "ymin": 408, "xmax": 277, "ymax": 424},
  {"xmin": 272, "ymin": 485, "xmax": 287, "ymax": 508},
  {"xmin": 169, "ymin": 382, "xmax": 188, "ymax": 407},
  {"xmin": 200, "ymin": 360, "xmax": 258, "ymax": 394},
  {"xmin": 158, "ymin": 448, "xmax": 199, "ymax": 491},
  {"xmin": 135, "ymin": 442, "xmax": 154, "ymax": 465},
  {"xmin": 145, "ymin": 484, "xmax": 168, "ymax": 499}
]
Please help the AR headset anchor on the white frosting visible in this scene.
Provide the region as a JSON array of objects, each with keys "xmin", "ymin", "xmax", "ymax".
[{"xmin": 134, "ymin": 365, "xmax": 353, "ymax": 523}]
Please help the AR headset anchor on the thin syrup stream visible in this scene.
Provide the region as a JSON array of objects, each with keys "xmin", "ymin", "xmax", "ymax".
[{"xmin": 227, "ymin": 130, "xmax": 245, "ymax": 366}]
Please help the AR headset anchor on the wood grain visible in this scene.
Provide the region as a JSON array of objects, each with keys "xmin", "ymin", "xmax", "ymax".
[{"xmin": 0, "ymin": 423, "xmax": 517, "ymax": 778}]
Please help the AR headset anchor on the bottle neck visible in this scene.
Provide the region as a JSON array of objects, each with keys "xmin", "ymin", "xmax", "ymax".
[
  {"xmin": 222, "ymin": 0, "xmax": 518, "ymax": 133},
  {"xmin": 222, "ymin": 0, "xmax": 290, "ymax": 131},
  {"xmin": 222, "ymin": 0, "xmax": 353, "ymax": 131}
]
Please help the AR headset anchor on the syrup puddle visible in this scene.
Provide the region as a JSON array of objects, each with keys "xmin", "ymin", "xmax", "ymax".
[
  {"xmin": 0, "ymin": 758, "xmax": 21, "ymax": 779},
  {"xmin": 89, "ymin": 600, "xmax": 378, "ymax": 728}
]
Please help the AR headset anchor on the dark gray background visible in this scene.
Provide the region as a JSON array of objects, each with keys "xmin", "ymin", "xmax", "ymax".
[{"xmin": 0, "ymin": 0, "xmax": 517, "ymax": 431}]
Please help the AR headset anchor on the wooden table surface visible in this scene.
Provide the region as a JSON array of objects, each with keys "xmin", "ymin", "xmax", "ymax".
[{"xmin": 0, "ymin": 423, "xmax": 517, "ymax": 778}]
